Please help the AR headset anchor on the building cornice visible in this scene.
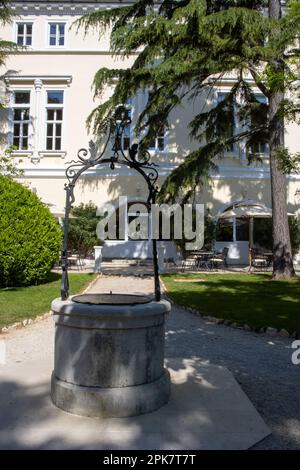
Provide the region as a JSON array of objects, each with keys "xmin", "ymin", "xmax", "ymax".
[
  {"xmin": 7, "ymin": 1, "xmax": 286, "ymax": 16},
  {"xmin": 15, "ymin": 164, "xmax": 300, "ymax": 181},
  {"xmin": 12, "ymin": 49, "xmax": 138, "ymax": 56},
  {"xmin": 9, "ymin": 1, "xmax": 134, "ymax": 15},
  {"xmin": 10, "ymin": 1, "xmax": 134, "ymax": 3},
  {"xmin": 4, "ymin": 74, "xmax": 73, "ymax": 85}
]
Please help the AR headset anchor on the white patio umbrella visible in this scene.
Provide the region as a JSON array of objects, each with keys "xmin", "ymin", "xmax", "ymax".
[
  {"xmin": 218, "ymin": 205, "xmax": 272, "ymax": 219},
  {"xmin": 218, "ymin": 205, "xmax": 294, "ymax": 219}
]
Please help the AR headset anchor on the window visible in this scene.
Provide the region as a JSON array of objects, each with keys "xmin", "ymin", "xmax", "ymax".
[
  {"xmin": 16, "ymin": 23, "xmax": 33, "ymax": 46},
  {"xmin": 217, "ymin": 93, "xmax": 236, "ymax": 152},
  {"xmin": 48, "ymin": 23, "xmax": 65, "ymax": 46},
  {"xmin": 250, "ymin": 141, "xmax": 268, "ymax": 155},
  {"xmin": 114, "ymin": 102, "xmax": 132, "ymax": 151},
  {"xmin": 248, "ymin": 94, "xmax": 269, "ymax": 155},
  {"xmin": 149, "ymin": 127, "xmax": 165, "ymax": 151},
  {"xmin": 236, "ymin": 218, "xmax": 249, "ymax": 241},
  {"xmin": 12, "ymin": 91, "xmax": 31, "ymax": 150},
  {"xmin": 46, "ymin": 91, "xmax": 64, "ymax": 150},
  {"xmin": 122, "ymin": 107, "xmax": 131, "ymax": 150},
  {"xmin": 216, "ymin": 218, "xmax": 233, "ymax": 242}
]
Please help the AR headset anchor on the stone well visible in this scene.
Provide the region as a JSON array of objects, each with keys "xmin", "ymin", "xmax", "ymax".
[{"xmin": 51, "ymin": 293, "xmax": 171, "ymax": 418}]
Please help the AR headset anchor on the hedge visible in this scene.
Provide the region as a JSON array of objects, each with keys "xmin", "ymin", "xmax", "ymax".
[{"xmin": 0, "ymin": 175, "xmax": 62, "ymax": 287}]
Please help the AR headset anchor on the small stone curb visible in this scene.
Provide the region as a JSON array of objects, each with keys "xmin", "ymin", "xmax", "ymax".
[
  {"xmin": 0, "ymin": 274, "xmax": 100, "ymax": 335},
  {"xmin": 0, "ymin": 311, "xmax": 53, "ymax": 334},
  {"xmin": 159, "ymin": 276, "xmax": 299, "ymax": 340}
]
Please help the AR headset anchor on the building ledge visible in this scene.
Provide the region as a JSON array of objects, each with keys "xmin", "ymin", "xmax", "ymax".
[
  {"xmin": 11, "ymin": 150, "xmax": 33, "ymax": 157},
  {"xmin": 38, "ymin": 150, "xmax": 67, "ymax": 159},
  {"xmin": 4, "ymin": 75, "xmax": 72, "ymax": 85}
]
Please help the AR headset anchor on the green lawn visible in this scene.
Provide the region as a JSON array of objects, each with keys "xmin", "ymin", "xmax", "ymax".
[
  {"xmin": 162, "ymin": 273, "xmax": 300, "ymax": 333},
  {"xmin": 0, "ymin": 273, "xmax": 96, "ymax": 328}
]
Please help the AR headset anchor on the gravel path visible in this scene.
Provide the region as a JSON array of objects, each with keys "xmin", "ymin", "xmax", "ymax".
[{"xmin": 1, "ymin": 274, "xmax": 299, "ymax": 449}]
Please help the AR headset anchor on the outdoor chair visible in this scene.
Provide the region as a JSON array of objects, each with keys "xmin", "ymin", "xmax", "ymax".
[
  {"xmin": 209, "ymin": 247, "xmax": 229, "ymax": 270},
  {"xmin": 249, "ymin": 248, "xmax": 272, "ymax": 272},
  {"xmin": 181, "ymin": 252, "xmax": 200, "ymax": 272}
]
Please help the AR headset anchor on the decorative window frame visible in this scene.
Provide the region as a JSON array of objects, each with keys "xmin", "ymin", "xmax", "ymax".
[
  {"xmin": 40, "ymin": 85, "xmax": 68, "ymax": 156},
  {"xmin": 248, "ymin": 93, "xmax": 269, "ymax": 158},
  {"xmin": 215, "ymin": 90, "xmax": 240, "ymax": 158},
  {"xmin": 13, "ymin": 19, "xmax": 35, "ymax": 48},
  {"xmin": 8, "ymin": 86, "xmax": 34, "ymax": 156},
  {"xmin": 45, "ymin": 90, "xmax": 64, "ymax": 151},
  {"xmin": 121, "ymin": 100, "xmax": 132, "ymax": 151},
  {"xmin": 135, "ymin": 90, "xmax": 168, "ymax": 154},
  {"xmin": 4, "ymin": 75, "xmax": 72, "ymax": 161},
  {"xmin": 148, "ymin": 127, "xmax": 167, "ymax": 153},
  {"xmin": 215, "ymin": 87, "xmax": 270, "ymax": 161},
  {"xmin": 46, "ymin": 20, "xmax": 68, "ymax": 49}
]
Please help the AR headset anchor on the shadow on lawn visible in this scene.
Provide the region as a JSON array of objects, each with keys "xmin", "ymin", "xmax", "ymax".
[
  {"xmin": 165, "ymin": 275, "xmax": 300, "ymax": 332},
  {"xmin": 1, "ymin": 272, "xmax": 96, "ymax": 293},
  {"xmin": 1, "ymin": 272, "xmax": 62, "ymax": 292}
]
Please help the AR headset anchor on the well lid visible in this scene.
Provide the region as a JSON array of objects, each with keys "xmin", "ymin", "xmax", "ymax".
[{"xmin": 72, "ymin": 293, "xmax": 152, "ymax": 305}]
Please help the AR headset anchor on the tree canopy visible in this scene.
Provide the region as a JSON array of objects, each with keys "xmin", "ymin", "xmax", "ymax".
[
  {"xmin": 78, "ymin": 0, "xmax": 300, "ymax": 198},
  {"xmin": 78, "ymin": 0, "xmax": 300, "ymax": 278}
]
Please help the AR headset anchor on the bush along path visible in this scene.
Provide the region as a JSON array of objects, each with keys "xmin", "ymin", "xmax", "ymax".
[{"xmin": 0, "ymin": 175, "xmax": 62, "ymax": 288}]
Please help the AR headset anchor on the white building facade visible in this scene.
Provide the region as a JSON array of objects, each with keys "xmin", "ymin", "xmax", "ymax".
[{"xmin": 0, "ymin": 0, "xmax": 299, "ymax": 263}]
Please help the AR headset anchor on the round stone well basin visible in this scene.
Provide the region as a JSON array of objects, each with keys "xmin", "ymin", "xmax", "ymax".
[{"xmin": 51, "ymin": 293, "xmax": 171, "ymax": 418}]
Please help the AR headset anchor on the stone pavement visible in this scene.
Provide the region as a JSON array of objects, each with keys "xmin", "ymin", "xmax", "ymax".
[
  {"xmin": 0, "ymin": 275, "xmax": 299, "ymax": 449},
  {"xmin": 0, "ymin": 356, "xmax": 269, "ymax": 450}
]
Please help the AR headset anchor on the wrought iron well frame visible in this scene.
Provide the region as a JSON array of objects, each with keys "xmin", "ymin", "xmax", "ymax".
[{"xmin": 60, "ymin": 110, "xmax": 161, "ymax": 302}]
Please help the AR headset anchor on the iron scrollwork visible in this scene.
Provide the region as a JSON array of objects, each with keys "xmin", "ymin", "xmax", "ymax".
[{"xmin": 60, "ymin": 110, "xmax": 161, "ymax": 301}]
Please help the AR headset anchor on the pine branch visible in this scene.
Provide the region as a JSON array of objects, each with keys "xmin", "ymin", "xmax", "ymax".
[{"xmin": 249, "ymin": 64, "xmax": 270, "ymax": 97}]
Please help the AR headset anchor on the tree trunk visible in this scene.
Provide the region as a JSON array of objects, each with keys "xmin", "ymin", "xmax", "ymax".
[{"xmin": 269, "ymin": 0, "xmax": 295, "ymax": 279}]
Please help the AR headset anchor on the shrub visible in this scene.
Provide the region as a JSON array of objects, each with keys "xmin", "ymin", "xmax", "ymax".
[
  {"xmin": 0, "ymin": 175, "xmax": 62, "ymax": 287},
  {"xmin": 68, "ymin": 202, "xmax": 101, "ymax": 257}
]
